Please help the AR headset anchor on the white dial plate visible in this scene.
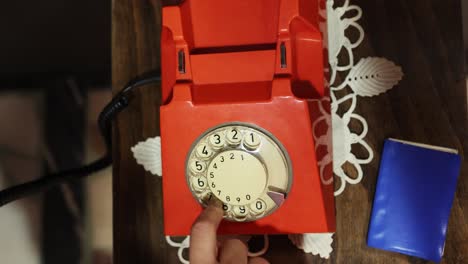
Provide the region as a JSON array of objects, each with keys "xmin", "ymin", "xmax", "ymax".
[
  {"xmin": 207, "ymin": 150, "xmax": 267, "ymax": 206},
  {"xmin": 186, "ymin": 123, "xmax": 291, "ymax": 222}
]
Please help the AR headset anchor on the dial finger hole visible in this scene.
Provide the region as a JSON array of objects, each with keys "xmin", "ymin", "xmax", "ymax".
[
  {"xmin": 209, "ymin": 132, "xmax": 225, "ymax": 149},
  {"xmin": 226, "ymin": 128, "xmax": 242, "ymax": 145},
  {"xmin": 233, "ymin": 205, "xmax": 249, "ymax": 217},
  {"xmin": 191, "ymin": 176, "xmax": 208, "ymax": 193},
  {"xmin": 190, "ymin": 159, "xmax": 206, "ymax": 173},
  {"xmin": 196, "ymin": 143, "xmax": 213, "ymax": 159},
  {"xmin": 222, "ymin": 203, "xmax": 231, "ymax": 212},
  {"xmin": 250, "ymin": 199, "xmax": 267, "ymax": 215},
  {"xmin": 200, "ymin": 191, "xmax": 214, "ymax": 206},
  {"xmin": 243, "ymin": 131, "xmax": 261, "ymax": 150}
]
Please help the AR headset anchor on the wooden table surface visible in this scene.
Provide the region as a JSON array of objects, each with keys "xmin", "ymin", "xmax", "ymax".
[{"xmin": 112, "ymin": 0, "xmax": 468, "ymax": 263}]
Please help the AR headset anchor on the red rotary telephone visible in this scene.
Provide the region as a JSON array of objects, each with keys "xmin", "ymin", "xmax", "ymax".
[{"xmin": 160, "ymin": 0, "xmax": 335, "ymax": 236}]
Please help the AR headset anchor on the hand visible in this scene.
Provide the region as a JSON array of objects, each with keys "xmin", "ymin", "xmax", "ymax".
[{"xmin": 190, "ymin": 200, "xmax": 269, "ymax": 264}]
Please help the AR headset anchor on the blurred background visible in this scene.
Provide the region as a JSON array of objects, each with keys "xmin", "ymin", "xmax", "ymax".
[
  {"xmin": 465, "ymin": 1, "xmax": 468, "ymax": 64},
  {"xmin": 0, "ymin": 1, "xmax": 466, "ymax": 264},
  {"xmin": 0, "ymin": 1, "xmax": 112, "ymax": 264}
]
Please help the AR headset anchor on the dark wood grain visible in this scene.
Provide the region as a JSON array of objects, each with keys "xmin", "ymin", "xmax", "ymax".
[
  {"xmin": 112, "ymin": 0, "xmax": 468, "ymax": 263},
  {"xmin": 112, "ymin": 0, "xmax": 174, "ymax": 263}
]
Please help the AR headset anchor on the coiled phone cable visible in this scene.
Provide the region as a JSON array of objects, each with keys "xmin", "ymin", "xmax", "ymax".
[{"xmin": 0, "ymin": 75, "xmax": 161, "ymax": 207}]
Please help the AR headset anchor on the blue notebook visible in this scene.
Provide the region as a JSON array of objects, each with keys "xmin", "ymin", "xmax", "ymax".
[{"xmin": 367, "ymin": 138, "xmax": 462, "ymax": 262}]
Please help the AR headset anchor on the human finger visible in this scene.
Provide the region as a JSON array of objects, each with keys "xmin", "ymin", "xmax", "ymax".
[
  {"xmin": 189, "ymin": 199, "xmax": 224, "ymax": 264},
  {"xmin": 219, "ymin": 238, "xmax": 248, "ymax": 264}
]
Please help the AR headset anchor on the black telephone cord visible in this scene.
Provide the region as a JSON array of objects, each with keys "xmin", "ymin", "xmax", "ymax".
[{"xmin": 0, "ymin": 75, "xmax": 161, "ymax": 207}]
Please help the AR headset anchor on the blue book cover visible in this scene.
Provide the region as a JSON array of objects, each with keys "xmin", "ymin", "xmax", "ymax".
[{"xmin": 367, "ymin": 138, "xmax": 462, "ymax": 262}]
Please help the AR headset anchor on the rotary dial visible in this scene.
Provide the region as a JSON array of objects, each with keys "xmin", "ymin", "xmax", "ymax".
[{"xmin": 186, "ymin": 123, "xmax": 292, "ymax": 222}]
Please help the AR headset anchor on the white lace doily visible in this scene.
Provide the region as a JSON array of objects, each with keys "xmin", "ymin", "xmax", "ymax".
[
  {"xmin": 296, "ymin": 0, "xmax": 402, "ymax": 259},
  {"xmin": 319, "ymin": 0, "xmax": 403, "ymax": 196},
  {"xmin": 131, "ymin": 0, "xmax": 403, "ymax": 262}
]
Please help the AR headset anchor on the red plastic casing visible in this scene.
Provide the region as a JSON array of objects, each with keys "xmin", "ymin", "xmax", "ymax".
[{"xmin": 160, "ymin": 0, "xmax": 335, "ymax": 236}]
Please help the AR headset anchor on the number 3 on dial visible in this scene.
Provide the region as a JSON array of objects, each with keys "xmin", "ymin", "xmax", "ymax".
[{"xmin": 210, "ymin": 133, "xmax": 224, "ymax": 148}]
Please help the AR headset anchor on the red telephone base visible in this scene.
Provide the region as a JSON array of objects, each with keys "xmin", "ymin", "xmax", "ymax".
[{"xmin": 160, "ymin": 0, "xmax": 335, "ymax": 236}]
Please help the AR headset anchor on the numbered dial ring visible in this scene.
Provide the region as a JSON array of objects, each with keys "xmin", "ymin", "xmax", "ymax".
[{"xmin": 186, "ymin": 123, "xmax": 292, "ymax": 222}]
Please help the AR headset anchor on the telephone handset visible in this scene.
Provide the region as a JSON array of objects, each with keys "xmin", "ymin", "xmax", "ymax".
[
  {"xmin": 160, "ymin": 0, "xmax": 335, "ymax": 236},
  {"xmin": 186, "ymin": 123, "xmax": 292, "ymax": 222}
]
